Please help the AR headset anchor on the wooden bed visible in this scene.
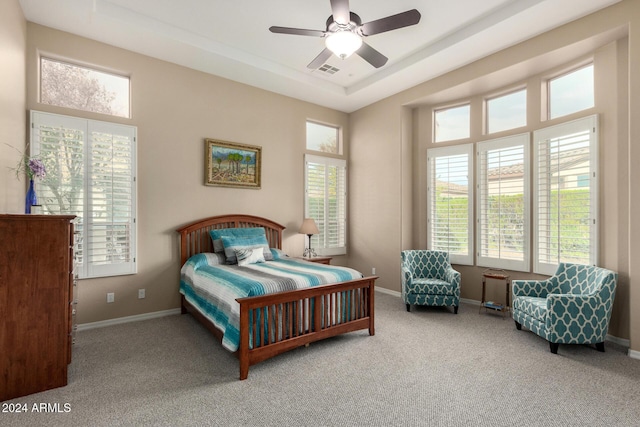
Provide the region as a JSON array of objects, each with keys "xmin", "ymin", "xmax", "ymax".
[{"xmin": 177, "ymin": 214, "xmax": 376, "ymax": 380}]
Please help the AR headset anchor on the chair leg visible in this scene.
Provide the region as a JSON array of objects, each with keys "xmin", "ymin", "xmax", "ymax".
[
  {"xmin": 549, "ymin": 342, "xmax": 559, "ymax": 354},
  {"xmin": 406, "ymin": 304, "xmax": 411, "ymax": 312},
  {"xmin": 595, "ymin": 342, "xmax": 605, "ymax": 352},
  {"xmin": 454, "ymin": 305, "xmax": 459, "ymax": 314},
  {"xmin": 514, "ymin": 321, "xmax": 522, "ymax": 330}
]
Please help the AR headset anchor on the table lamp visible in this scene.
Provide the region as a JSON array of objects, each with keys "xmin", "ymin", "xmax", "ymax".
[{"xmin": 299, "ymin": 218, "xmax": 319, "ymax": 258}]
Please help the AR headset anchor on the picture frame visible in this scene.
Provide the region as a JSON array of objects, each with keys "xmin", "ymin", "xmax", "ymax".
[{"xmin": 205, "ymin": 138, "xmax": 262, "ymax": 189}]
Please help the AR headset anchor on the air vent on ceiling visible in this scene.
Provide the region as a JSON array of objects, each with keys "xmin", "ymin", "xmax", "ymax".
[{"xmin": 317, "ymin": 64, "xmax": 340, "ymax": 74}]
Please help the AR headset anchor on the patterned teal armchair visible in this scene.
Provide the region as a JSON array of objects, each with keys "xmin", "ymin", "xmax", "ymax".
[
  {"xmin": 512, "ymin": 263, "xmax": 617, "ymax": 354},
  {"xmin": 401, "ymin": 250, "xmax": 461, "ymax": 314}
]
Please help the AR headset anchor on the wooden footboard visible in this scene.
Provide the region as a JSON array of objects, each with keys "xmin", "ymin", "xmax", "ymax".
[{"xmin": 236, "ymin": 276, "xmax": 376, "ymax": 380}]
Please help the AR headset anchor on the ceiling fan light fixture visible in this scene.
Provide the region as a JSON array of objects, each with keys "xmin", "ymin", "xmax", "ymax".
[{"xmin": 325, "ymin": 30, "xmax": 362, "ymax": 59}]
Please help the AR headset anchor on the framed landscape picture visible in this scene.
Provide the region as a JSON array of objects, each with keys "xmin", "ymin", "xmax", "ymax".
[{"xmin": 205, "ymin": 139, "xmax": 262, "ymax": 189}]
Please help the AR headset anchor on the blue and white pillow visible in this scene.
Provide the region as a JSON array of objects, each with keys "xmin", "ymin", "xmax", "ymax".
[
  {"xmin": 209, "ymin": 227, "xmax": 266, "ymax": 253},
  {"xmin": 221, "ymin": 234, "xmax": 273, "ymax": 264},
  {"xmin": 235, "ymin": 247, "xmax": 265, "ymax": 266}
]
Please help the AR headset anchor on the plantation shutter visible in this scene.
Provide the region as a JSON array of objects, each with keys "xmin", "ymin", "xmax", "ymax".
[
  {"xmin": 533, "ymin": 115, "xmax": 598, "ymax": 275},
  {"xmin": 304, "ymin": 154, "xmax": 347, "ymax": 256},
  {"xmin": 30, "ymin": 110, "xmax": 137, "ymax": 279},
  {"xmin": 477, "ymin": 134, "xmax": 530, "ymax": 271},
  {"xmin": 426, "ymin": 144, "xmax": 473, "ymax": 265}
]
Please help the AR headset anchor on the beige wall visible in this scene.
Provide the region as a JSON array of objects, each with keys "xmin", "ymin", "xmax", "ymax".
[
  {"xmin": 349, "ymin": 0, "xmax": 639, "ymax": 352},
  {"xmin": 0, "ymin": 0, "xmax": 26, "ymax": 212},
  {"xmin": 12, "ymin": 24, "xmax": 350, "ymax": 324}
]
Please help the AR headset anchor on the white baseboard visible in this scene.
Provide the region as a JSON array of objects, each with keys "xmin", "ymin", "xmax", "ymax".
[
  {"xmin": 606, "ymin": 334, "xmax": 630, "ymax": 348},
  {"xmin": 77, "ymin": 308, "xmax": 181, "ymax": 331},
  {"xmin": 375, "ymin": 287, "xmax": 400, "ymax": 297},
  {"xmin": 629, "ymin": 349, "xmax": 640, "ymax": 360}
]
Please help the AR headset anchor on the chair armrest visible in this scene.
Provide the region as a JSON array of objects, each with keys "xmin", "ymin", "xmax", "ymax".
[
  {"xmin": 401, "ymin": 265, "xmax": 412, "ymax": 286},
  {"xmin": 444, "ymin": 267, "xmax": 461, "ymax": 287},
  {"xmin": 512, "ymin": 278, "xmax": 554, "ymax": 298},
  {"xmin": 401, "ymin": 265, "xmax": 412, "ymax": 299}
]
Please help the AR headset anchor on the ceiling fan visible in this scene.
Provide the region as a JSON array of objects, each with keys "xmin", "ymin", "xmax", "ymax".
[{"xmin": 269, "ymin": 0, "xmax": 421, "ymax": 69}]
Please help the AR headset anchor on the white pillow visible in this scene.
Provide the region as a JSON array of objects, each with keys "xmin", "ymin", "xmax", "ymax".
[{"xmin": 235, "ymin": 247, "xmax": 265, "ymax": 266}]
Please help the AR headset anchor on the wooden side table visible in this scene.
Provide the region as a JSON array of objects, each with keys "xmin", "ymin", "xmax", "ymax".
[
  {"xmin": 480, "ymin": 269, "xmax": 511, "ymax": 317},
  {"xmin": 297, "ymin": 256, "xmax": 332, "ymax": 265}
]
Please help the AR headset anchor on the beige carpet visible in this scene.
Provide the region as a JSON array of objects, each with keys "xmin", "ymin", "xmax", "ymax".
[{"xmin": 4, "ymin": 292, "xmax": 640, "ymax": 426}]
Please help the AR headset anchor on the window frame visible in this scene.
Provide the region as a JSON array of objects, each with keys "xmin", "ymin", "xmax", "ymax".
[
  {"xmin": 476, "ymin": 133, "xmax": 530, "ymax": 272},
  {"xmin": 30, "ymin": 110, "xmax": 137, "ymax": 279},
  {"xmin": 485, "ymin": 88, "xmax": 527, "ymax": 134},
  {"xmin": 304, "ymin": 154, "xmax": 347, "ymax": 256},
  {"xmin": 547, "ymin": 63, "xmax": 594, "ymax": 120},
  {"xmin": 433, "ymin": 103, "xmax": 471, "ymax": 143},
  {"xmin": 426, "ymin": 143, "xmax": 474, "ymax": 265},
  {"xmin": 39, "ymin": 56, "xmax": 131, "ymax": 119},
  {"xmin": 533, "ymin": 114, "xmax": 598, "ymax": 275},
  {"xmin": 305, "ymin": 120, "xmax": 341, "ymax": 154}
]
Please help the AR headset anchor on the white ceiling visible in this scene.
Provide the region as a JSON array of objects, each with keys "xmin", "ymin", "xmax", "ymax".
[{"xmin": 19, "ymin": 0, "xmax": 621, "ymax": 113}]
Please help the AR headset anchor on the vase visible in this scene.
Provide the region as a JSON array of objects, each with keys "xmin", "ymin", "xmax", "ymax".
[{"xmin": 25, "ymin": 179, "xmax": 37, "ymax": 214}]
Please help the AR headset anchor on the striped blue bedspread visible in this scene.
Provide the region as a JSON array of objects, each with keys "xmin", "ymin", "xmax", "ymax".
[{"xmin": 180, "ymin": 252, "xmax": 363, "ymax": 352}]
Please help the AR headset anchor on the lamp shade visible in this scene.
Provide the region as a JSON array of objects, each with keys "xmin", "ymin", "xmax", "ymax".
[
  {"xmin": 325, "ymin": 31, "xmax": 362, "ymax": 59},
  {"xmin": 299, "ymin": 218, "xmax": 320, "ymax": 235}
]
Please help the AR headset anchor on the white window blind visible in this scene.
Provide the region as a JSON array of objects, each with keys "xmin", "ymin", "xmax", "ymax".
[
  {"xmin": 304, "ymin": 154, "xmax": 346, "ymax": 256},
  {"xmin": 30, "ymin": 110, "xmax": 137, "ymax": 279},
  {"xmin": 477, "ymin": 133, "xmax": 530, "ymax": 271},
  {"xmin": 533, "ymin": 115, "xmax": 598, "ymax": 275},
  {"xmin": 427, "ymin": 144, "xmax": 474, "ymax": 265}
]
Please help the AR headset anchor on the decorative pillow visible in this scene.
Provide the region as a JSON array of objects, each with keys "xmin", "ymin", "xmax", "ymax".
[
  {"xmin": 221, "ymin": 235, "xmax": 273, "ymax": 264},
  {"xmin": 209, "ymin": 227, "xmax": 266, "ymax": 253},
  {"xmin": 236, "ymin": 247, "xmax": 265, "ymax": 266}
]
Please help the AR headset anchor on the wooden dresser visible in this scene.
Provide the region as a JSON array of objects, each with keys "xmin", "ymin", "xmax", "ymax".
[{"xmin": 0, "ymin": 214, "xmax": 76, "ymax": 401}]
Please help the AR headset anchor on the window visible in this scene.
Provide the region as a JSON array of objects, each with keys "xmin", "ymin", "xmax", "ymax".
[
  {"xmin": 426, "ymin": 144, "xmax": 474, "ymax": 265},
  {"xmin": 548, "ymin": 64, "xmax": 594, "ymax": 120},
  {"xmin": 306, "ymin": 121, "xmax": 339, "ymax": 154},
  {"xmin": 30, "ymin": 111, "xmax": 137, "ymax": 279},
  {"xmin": 477, "ymin": 133, "xmax": 530, "ymax": 271},
  {"xmin": 533, "ymin": 115, "xmax": 598, "ymax": 275},
  {"xmin": 434, "ymin": 104, "xmax": 470, "ymax": 142},
  {"xmin": 486, "ymin": 89, "xmax": 527, "ymax": 134},
  {"xmin": 304, "ymin": 154, "xmax": 347, "ymax": 256},
  {"xmin": 40, "ymin": 57, "xmax": 130, "ymax": 118}
]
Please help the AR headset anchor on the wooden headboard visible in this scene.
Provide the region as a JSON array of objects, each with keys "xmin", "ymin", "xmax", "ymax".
[{"xmin": 176, "ymin": 214, "xmax": 286, "ymax": 265}]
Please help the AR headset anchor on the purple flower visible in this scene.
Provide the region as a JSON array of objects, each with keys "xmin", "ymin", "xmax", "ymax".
[{"xmin": 27, "ymin": 158, "xmax": 46, "ymax": 180}]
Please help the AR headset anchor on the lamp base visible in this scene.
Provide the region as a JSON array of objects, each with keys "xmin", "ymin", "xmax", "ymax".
[
  {"xmin": 304, "ymin": 234, "xmax": 317, "ymax": 258},
  {"xmin": 303, "ymin": 248, "xmax": 317, "ymax": 258}
]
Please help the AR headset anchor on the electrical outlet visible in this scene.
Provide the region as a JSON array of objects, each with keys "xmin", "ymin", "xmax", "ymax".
[
  {"xmin": 138, "ymin": 289, "xmax": 145, "ymax": 299},
  {"xmin": 107, "ymin": 292, "xmax": 115, "ymax": 303},
  {"xmin": 372, "ymin": 267, "xmax": 376, "ymax": 275}
]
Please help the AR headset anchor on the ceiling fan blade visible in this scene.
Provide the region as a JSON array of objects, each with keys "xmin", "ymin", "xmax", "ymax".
[
  {"xmin": 356, "ymin": 42, "xmax": 388, "ymax": 68},
  {"xmin": 307, "ymin": 48, "xmax": 333, "ymax": 69},
  {"xmin": 330, "ymin": 0, "xmax": 350, "ymax": 25},
  {"xmin": 360, "ymin": 9, "xmax": 421, "ymax": 36},
  {"xmin": 269, "ymin": 26, "xmax": 326, "ymax": 37}
]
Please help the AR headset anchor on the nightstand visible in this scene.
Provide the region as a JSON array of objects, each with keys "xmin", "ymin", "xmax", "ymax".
[{"xmin": 298, "ymin": 256, "xmax": 332, "ymax": 265}]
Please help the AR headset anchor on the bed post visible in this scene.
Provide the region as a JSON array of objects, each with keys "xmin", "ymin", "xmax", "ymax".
[
  {"xmin": 368, "ymin": 279, "xmax": 375, "ymax": 336},
  {"xmin": 238, "ymin": 302, "xmax": 250, "ymax": 380}
]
